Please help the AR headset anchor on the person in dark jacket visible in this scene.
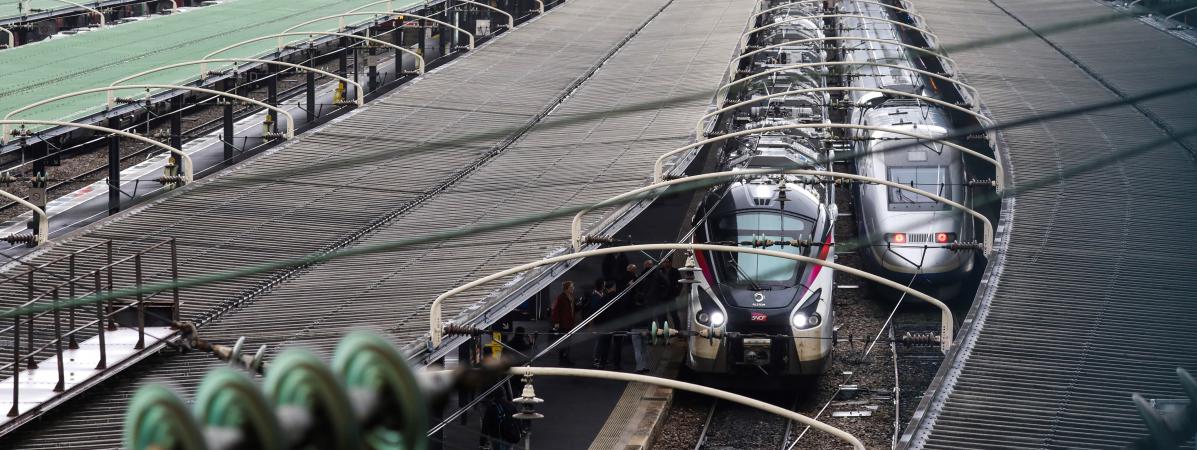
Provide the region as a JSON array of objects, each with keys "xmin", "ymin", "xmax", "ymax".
[
  {"xmin": 602, "ymin": 252, "xmax": 630, "ymax": 285},
  {"xmin": 661, "ymin": 258, "xmax": 684, "ymax": 328},
  {"xmin": 589, "ymin": 280, "xmax": 616, "ymax": 368},
  {"xmin": 550, "ymin": 280, "xmax": 577, "ymax": 366}
]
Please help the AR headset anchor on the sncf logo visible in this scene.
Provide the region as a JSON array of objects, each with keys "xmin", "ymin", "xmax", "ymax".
[{"xmin": 750, "ymin": 312, "xmax": 767, "ymax": 322}]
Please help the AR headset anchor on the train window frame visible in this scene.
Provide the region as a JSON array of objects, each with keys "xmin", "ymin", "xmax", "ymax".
[
  {"xmin": 886, "ymin": 165, "xmax": 950, "ymax": 212},
  {"xmin": 709, "ymin": 210, "xmax": 816, "ymax": 286}
]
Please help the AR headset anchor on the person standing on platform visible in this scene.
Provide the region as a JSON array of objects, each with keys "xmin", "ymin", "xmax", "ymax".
[
  {"xmin": 661, "ymin": 258, "xmax": 684, "ymax": 329},
  {"xmin": 550, "ymin": 280, "xmax": 577, "ymax": 366},
  {"xmin": 628, "ymin": 260, "xmax": 655, "ymax": 373}
]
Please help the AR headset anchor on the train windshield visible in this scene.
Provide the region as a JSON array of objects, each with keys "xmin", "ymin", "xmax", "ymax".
[
  {"xmin": 711, "ymin": 212, "xmax": 814, "ymax": 286},
  {"xmin": 887, "ymin": 166, "xmax": 950, "ymax": 211}
]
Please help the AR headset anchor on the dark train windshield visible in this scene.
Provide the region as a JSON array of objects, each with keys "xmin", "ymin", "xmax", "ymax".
[
  {"xmin": 710, "ymin": 212, "xmax": 815, "ymax": 286},
  {"xmin": 887, "ymin": 166, "xmax": 951, "ymax": 211}
]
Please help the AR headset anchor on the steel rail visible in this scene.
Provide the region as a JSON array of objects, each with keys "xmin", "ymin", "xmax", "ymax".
[
  {"xmin": 743, "ymin": 14, "xmax": 939, "ymax": 43},
  {"xmin": 717, "ymin": 61, "xmax": 981, "ymax": 108},
  {"xmin": 733, "ymin": 36, "xmax": 956, "ymax": 73},
  {"xmin": 0, "ymin": 119, "xmax": 192, "ymax": 185},
  {"xmin": 511, "ymin": 366, "xmax": 867, "ymax": 450},
  {"xmin": 108, "ymin": 58, "xmax": 365, "ymax": 106},
  {"xmin": 430, "ymin": 244, "xmax": 954, "ymax": 352},
  {"xmin": 2, "ymin": 84, "xmax": 295, "ymax": 142},
  {"xmin": 695, "ymin": 87, "xmax": 994, "ymax": 137},
  {"xmin": 654, "ymin": 123, "xmax": 1002, "ymax": 191},
  {"xmin": 203, "ymin": 31, "xmax": 425, "ymax": 75},
  {"xmin": 573, "ymin": 168, "xmax": 993, "ymax": 255}
]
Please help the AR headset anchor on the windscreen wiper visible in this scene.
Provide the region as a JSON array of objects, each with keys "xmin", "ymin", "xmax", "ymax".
[{"xmin": 727, "ymin": 257, "xmax": 765, "ymax": 291}]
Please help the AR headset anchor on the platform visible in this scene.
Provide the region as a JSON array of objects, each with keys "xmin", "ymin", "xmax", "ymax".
[
  {"xmin": 0, "ymin": 0, "xmax": 756, "ymax": 445},
  {"xmin": 901, "ymin": 0, "xmax": 1197, "ymax": 448},
  {"xmin": 0, "ymin": 0, "xmax": 419, "ymax": 128}
]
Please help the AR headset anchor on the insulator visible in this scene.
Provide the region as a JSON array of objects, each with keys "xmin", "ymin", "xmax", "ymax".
[
  {"xmin": 899, "ymin": 331, "xmax": 940, "ymax": 346},
  {"xmin": 582, "ymin": 235, "xmax": 617, "ymax": 245},
  {"xmin": 156, "ymin": 175, "xmax": 187, "ymax": 185},
  {"xmin": 114, "ymin": 97, "xmax": 143, "ymax": 105},
  {"xmin": 443, "ymin": 323, "xmax": 487, "ymax": 337},
  {"xmin": 968, "ymin": 178, "xmax": 997, "ymax": 188},
  {"xmin": 966, "ymin": 133, "xmax": 988, "ymax": 141},
  {"xmin": 0, "ymin": 173, "xmax": 18, "ymax": 184},
  {"xmin": 948, "ymin": 241, "xmax": 984, "ymax": 252},
  {"xmin": 262, "ymin": 132, "xmax": 286, "ymax": 139},
  {"xmin": 2, "ymin": 233, "xmax": 37, "ymax": 245}
]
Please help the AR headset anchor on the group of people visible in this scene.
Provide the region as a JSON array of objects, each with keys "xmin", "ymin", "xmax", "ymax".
[{"xmin": 549, "ymin": 253, "xmax": 684, "ymax": 373}]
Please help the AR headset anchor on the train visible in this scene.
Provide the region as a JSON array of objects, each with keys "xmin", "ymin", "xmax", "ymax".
[
  {"xmin": 683, "ymin": 3, "xmax": 836, "ymax": 377},
  {"xmin": 838, "ymin": 0, "xmax": 976, "ymax": 296}
]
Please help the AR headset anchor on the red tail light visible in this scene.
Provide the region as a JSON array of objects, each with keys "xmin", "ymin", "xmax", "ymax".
[
  {"xmin": 935, "ymin": 232, "xmax": 957, "ymax": 243},
  {"xmin": 886, "ymin": 233, "xmax": 907, "ymax": 244}
]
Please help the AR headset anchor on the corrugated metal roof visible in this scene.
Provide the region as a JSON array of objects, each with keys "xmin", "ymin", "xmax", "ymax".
[
  {"xmin": 902, "ymin": 0, "xmax": 1197, "ymax": 448},
  {"xmin": 0, "ymin": 0, "xmax": 756, "ymax": 446}
]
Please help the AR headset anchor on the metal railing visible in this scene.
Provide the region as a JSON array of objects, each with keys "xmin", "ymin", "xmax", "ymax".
[{"xmin": 1, "ymin": 238, "xmax": 180, "ymax": 418}]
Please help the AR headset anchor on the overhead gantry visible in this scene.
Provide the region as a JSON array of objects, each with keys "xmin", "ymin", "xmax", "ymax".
[
  {"xmin": 428, "ymin": 244, "xmax": 955, "ymax": 353},
  {"xmin": 108, "ymin": 58, "xmax": 366, "ymax": 106},
  {"xmin": 656, "ymin": 123, "xmax": 1004, "ymax": 191},
  {"xmin": 204, "ymin": 31, "xmax": 427, "ymax": 75},
  {"xmin": 0, "ymin": 119, "xmax": 191, "ymax": 245},
  {"xmin": 570, "ymin": 168, "xmax": 993, "ymax": 255},
  {"xmin": 2, "ymin": 84, "xmax": 297, "ymax": 144}
]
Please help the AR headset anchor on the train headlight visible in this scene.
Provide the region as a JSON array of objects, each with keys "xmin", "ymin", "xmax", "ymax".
[
  {"xmin": 790, "ymin": 289, "xmax": 822, "ymax": 330},
  {"xmin": 792, "ymin": 312, "xmax": 821, "ymax": 328},
  {"xmin": 697, "ymin": 312, "xmax": 710, "ymax": 325},
  {"xmin": 709, "ymin": 311, "xmax": 726, "ymax": 327}
]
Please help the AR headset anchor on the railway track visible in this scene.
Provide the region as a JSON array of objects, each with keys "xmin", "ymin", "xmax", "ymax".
[{"xmin": 0, "ymin": 48, "xmax": 366, "ymax": 221}]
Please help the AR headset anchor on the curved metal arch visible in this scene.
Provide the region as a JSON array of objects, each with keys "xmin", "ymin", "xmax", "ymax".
[
  {"xmin": 45, "ymin": 0, "xmax": 105, "ymax": 26},
  {"xmin": 718, "ymin": 61, "xmax": 981, "ymax": 106},
  {"xmin": 450, "ymin": 0, "xmax": 515, "ymax": 30},
  {"xmin": 2, "ymin": 84, "xmax": 295, "ymax": 144},
  {"xmin": 0, "ymin": 118, "xmax": 192, "ymax": 190},
  {"xmin": 429, "ymin": 244, "xmax": 954, "ymax": 353},
  {"xmin": 744, "ymin": 14, "xmax": 939, "ymax": 43},
  {"xmin": 513, "ymin": 366, "xmax": 866, "ymax": 450},
  {"xmin": 1166, "ymin": 5, "xmax": 1197, "ymax": 21},
  {"xmin": 655, "ymin": 123, "xmax": 1003, "ymax": 191},
  {"xmin": 734, "ymin": 36, "xmax": 957, "ymax": 74},
  {"xmin": 842, "ymin": 0, "xmax": 926, "ymax": 23},
  {"xmin": 750, "ymin": 0, "xmax": 925, "ymax": 23},
  {"xmin": 749, "ymin": 0, "xmax": 825, "ymax": 22},
  {"xmin": 282, "ymin": 11, "xmax": 404, "ymax": 34},
  {"xmin": 203, "ymin": 31, "xmax": 426, "ymax": 75},
  {"xmin": 108, "ymin": 58, "xmax": 365, "ymax": 106},
  {"xmin": 572, "ymin": 168, "xmax": 991, "ymax": 255},
  {"xmin": 396, "ymin": 12, "xmax": 476, "ymax": 49},
  {"xmin": 695, "ymin": 86, "xmax": 995, "ymax": 137}
]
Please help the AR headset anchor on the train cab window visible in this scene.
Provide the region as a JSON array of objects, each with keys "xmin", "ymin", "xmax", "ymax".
[
  {"xmin": 886, "ymin": 166, "xmax": 950, "ymax": 211},
  {"xmin": 712, "ymin": 212, "xmax": 814, "ymax": 284}
]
